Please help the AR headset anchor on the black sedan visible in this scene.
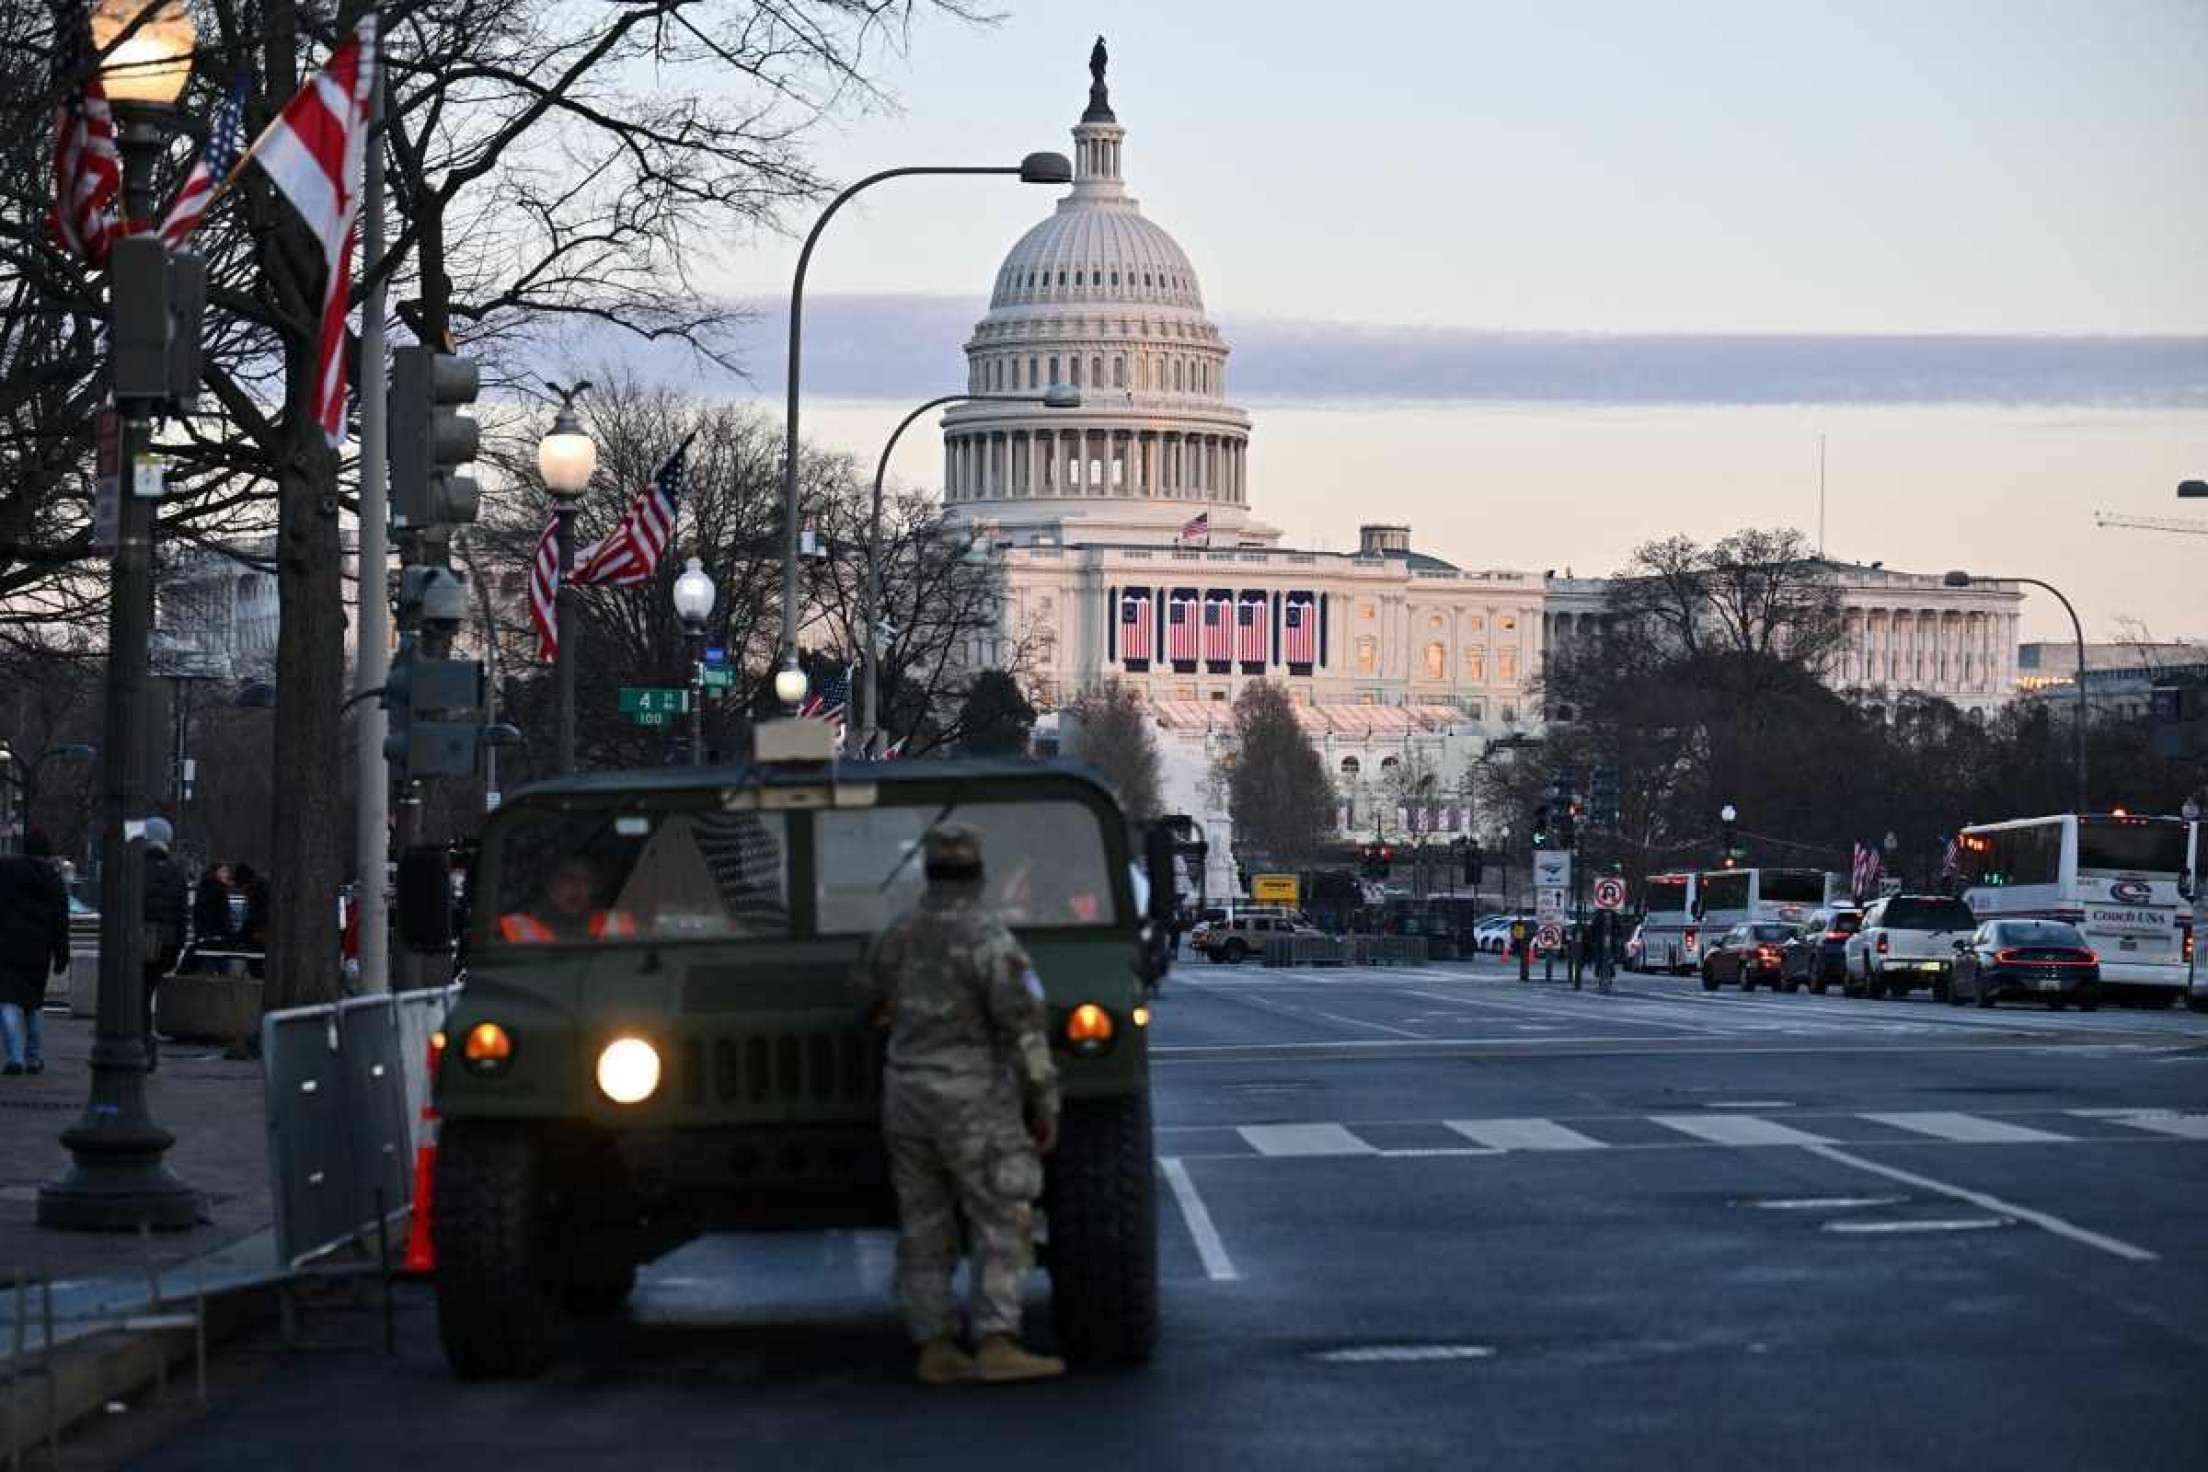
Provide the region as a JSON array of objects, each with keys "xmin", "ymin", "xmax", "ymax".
[
  {"xmin": 1949, "ymin": 920, "xmax": 2101, "ymax": 1010},
  {"xmin": 1700, "ymin": 923, "xmax": 1813, "ymax": 992}
]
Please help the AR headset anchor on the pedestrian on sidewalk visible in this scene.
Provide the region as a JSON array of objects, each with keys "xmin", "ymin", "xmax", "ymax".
[
  {"xmin": 141, "ymin": 818, "xmax": 190, "ymax": 1072},
  {"xmin": 0, "ymin": 829, "xmax": 70, "ymax": 1075},
  {"xmin": 852, "ymin": 823, "xmax": 1066, "ymax": 1385}
]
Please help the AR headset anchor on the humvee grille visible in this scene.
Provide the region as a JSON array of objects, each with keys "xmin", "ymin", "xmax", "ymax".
[{"xmin": 681, "ymin": 1027, "xmax": 883, "ymax": 1108}]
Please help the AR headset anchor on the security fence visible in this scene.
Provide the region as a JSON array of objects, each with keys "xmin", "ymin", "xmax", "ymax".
[
  {"xmin": 261, "ymin": 987, "xmax": 454, "ymax": 1270},
  {"xmin": 1261, "ymin": 935, "xmax": 1431, "ymax": 968}
]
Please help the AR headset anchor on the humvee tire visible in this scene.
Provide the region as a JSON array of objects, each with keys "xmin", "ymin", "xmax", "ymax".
[
  {"xmin": 434, "ymin": 1120, "xmax": 558, "ymax": 1379},
  {"xmin": 1047, "ymin": 1093, "xmax": 1159, "ymax": 1365}
]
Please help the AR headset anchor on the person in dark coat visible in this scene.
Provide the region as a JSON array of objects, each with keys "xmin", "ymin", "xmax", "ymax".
[
  {"xmin": 192, "ymin": 862, "xmax": 232, "ymax": 945},
  {"xmin": 141, "ymin": 818, "xmax": 190, "ymax": 1071},
  {"xmin": 0, "ymin": 830, "xmax": 70, "ymax": 1075}
]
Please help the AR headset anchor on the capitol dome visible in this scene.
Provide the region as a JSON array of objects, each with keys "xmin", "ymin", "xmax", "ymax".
[{"xmin": 942, "ymin": 41, "xmax": 1271, "ymax": 547}]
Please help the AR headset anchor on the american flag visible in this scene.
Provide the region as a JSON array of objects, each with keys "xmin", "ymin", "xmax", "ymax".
[
  {"xmin": 1179, "ymin": 511, "xmax": 1210, "ymax": 544},
  {"xmin": 47, "ymin": 0, "xmax": 120, "ymax": 265},
  {"xmin": 242, "ymin": 15, "xmax": 378, "ymax": 446},
  {"xmin": 1850, "ymin": 842, "xmax": 1883, "ymax": 901},
  {"xmin": 800, "ymin": 667, "xmax": 850, "ymax": 739},
  {"xmin": 574, "ymin": 437, "xmax": 692, "ymax": 587},
  {"xmin": 1120, "ymin": 593, "xmax": 1153, "ymax": 666},
  {"xmin": 1202, "ymin": 595, "xmax": 1232, "ymax": 664},
  {"xmin": 1940, "ymin": 835, "xmax": 1960, "ymax": 880},
  {"xmin": 1283, "ymin": 595, "xmax": 1316, "ymax": 664},
  {"xmin": 1235, "ymin": 597, "xmax": 1266, "ymax": 665},
  {"xmin": 158, "ymin": 74, "xmax": 250, "ymax": 250},
  {"xmin": 1166, "ymin": 592, "xmax": 1199, "ymax": 663},
  {"xmin": 529, "ymin": 510, "xmax": 561, "ymax": 660}
]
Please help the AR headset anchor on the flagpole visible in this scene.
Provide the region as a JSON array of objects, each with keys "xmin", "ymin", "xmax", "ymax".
[{"xmin": 351, "ymin": 37, "xmax": 390, "ymax": 995}]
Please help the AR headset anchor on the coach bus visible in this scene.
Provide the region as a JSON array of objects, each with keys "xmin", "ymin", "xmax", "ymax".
[
  {"xmin": 1694, "ymin": 867, "xmax": 1843, "ymax": 934},
  {"xmin": 1954, "ymin": 813, "xmax": 2195, "ymax": 1006},
  {"xmin": 1637, "ymin": 872, "xmax": 1700, "ymax": 973}
]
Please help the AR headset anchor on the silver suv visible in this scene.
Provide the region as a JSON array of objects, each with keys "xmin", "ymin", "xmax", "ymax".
[
  {"xmin": 1195, "ymin": 910, "xmax": 1317, "ymax": 964},
  {"xmin": 1843, "ymin": 894, "xmax": 1977, "ymax": 1000}
]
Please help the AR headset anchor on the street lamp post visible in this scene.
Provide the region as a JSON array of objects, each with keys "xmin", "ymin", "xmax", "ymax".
[
  {"xmin": 40, "ymin": 0, "xmax": 199, "ymax": 1232},
  {"xmin": 858, "ymin": 386, "xmax": 1078, "ymax": 754},
  {"xmin": 538, "ymin": 387, "xmax": 598, "ymax": 774},
  {"xmin": 776, "ymin": 153, "xmax": 1072, "ymax": 712},
  {"xmin": 1946, "ymin": 569, "xmax": 2088, "ymax": 811},
  {"xmin": 671, "ymin": 558, "xmax": 716, "ymax": 766}
]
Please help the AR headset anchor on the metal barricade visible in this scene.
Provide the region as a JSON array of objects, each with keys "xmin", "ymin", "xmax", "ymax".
[{"xmin": 262, "ymin": 986, "xmax": 455, "ymax": 1270}]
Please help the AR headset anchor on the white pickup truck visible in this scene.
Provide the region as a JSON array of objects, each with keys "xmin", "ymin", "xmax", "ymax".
[{"xmin": 1842, "ymin": 894, "xmax": 1978, "ymax": 1000}]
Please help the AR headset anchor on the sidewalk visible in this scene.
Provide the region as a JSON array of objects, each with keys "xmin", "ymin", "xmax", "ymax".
[{"xmin": 1, "ymin": 1007, "xmax": 274, "ymax": 1305}]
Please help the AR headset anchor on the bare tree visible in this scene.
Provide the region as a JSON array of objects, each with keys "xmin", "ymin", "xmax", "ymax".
[
  {"xmin": 1219, "ymin": 681, "xmax": 1332, "ymax": 866},
  {"xmin": 1063, "ymin": 682, "xmax": 1162, "ymax": 823}
]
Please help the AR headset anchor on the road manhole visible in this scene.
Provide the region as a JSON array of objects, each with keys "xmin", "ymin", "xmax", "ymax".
[{"xmin": 1311, "ymin": 1343, "xmax": 1497, "ymax": 1365}]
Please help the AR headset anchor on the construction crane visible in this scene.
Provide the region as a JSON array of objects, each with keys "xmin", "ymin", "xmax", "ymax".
[{"xmin": 2093, "ymin": 510, "xmax": 2208, "ymax": 536}]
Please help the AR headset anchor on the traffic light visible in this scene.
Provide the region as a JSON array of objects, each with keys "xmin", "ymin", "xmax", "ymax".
[
  {"xmin": 384, "ymin": 641, "xmax": 487, "ymax": 780},
  {"xmin": 391, "ymin": 346, "xmax": 482, "ymax": 535},
  {"xmin": 1532, "ymin": 803, "xmax": 1553, "ymax": 848}
]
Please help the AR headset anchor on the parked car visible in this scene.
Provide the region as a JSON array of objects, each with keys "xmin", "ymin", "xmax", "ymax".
[
  {"xmin": 1194, "ymin": 911, "xmax": 1319, "ymax": 963},
  {"xmin": 1474, "ymin": 916, "xmax": 1519, "ymax": 953},
  {"xmin": 1700, "ymin": 922, "xmax": 1814, "ymax": 992},
  {"xmin": 1950, "ymin": 919, "xmax": 2101, "ymax": 1010},
  {"xmin": 1804, "ymin": 906, "xmax": 1863, "ymax": 993},
  {"xmin": 1843, "ymin": 894, "xmax": 1978, "ymax": 999}
]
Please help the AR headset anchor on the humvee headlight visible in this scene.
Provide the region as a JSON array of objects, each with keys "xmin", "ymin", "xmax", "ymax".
[
  {"xmin": 1063, "ymin": 1003, "xmax": 1115, "ymax": 1056},
  {"xmin": 1132, "ymin": 1005, "xmax": 1151, "ymax": 1029},
  {"xmin": 461, "ymin": 1022, "xmax": 513, "ymax": 1074},
  {"xmin": 596, "ymin": 1037, "xmax": 661, "ymax": 1104}
]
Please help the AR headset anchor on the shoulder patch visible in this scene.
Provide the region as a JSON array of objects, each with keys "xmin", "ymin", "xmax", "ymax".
[{"xmin": 1022, "ymin": 968, "xmax": 1045, "ymax": 1002}]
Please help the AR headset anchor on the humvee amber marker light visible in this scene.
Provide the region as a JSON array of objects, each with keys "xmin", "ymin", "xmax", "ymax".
[
  {"xmin": 463, "ymin": 1022, "xmax": 513, "ymax": 1072},
  {"xmin": 1065, "ymin": 1003, "xmax": 1115, "ymax": 1054},
  {"xmin": 597, "ymin": 1038, "xmax": 662, "ymax": 1104}
]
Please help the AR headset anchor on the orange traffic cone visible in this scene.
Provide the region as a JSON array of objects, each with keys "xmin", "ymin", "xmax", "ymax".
[{"xmin": 399, "ymin": 1030, "xmax": 445, "ymax": 1276}]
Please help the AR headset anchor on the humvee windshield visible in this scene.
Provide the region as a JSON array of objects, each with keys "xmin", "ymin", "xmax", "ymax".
[
  {"xmin": 814, "ymin": 800, "xmax": 1119, "ymax": 933},
  {"xmin": 484, "ymin": 797, "xmax": 1119, "ymax": 949},
  {"xmin": 489, "ymin": 809, "xmax": 792, "ymax": 946}
]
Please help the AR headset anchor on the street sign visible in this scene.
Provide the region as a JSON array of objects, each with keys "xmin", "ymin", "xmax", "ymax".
[
  {"xmin": 618, "ymin": 687, "xmax": 687, "ymax": 715},
  {"xmin": 93, "ymin": 410, "xmax": 121, "ymax": 552},
  {"xmin": 698, "ymin": 666, "xmax": 735, "ymax": 691},
  {"xmin": 1252, "ymin": 873, "xmax": 1299, "ymax": 906},
  {"xmin": 1533, "ymin": 849, "xmax": 1572, "ymax": 894},
  {"xmin": 631, "ymin": 710, "xmax": 674, "ymax": 728},
  {"xmin": 1536, "ymin": 922, "xmax": 1565, "ymax": 951},
  {"xmin": 1536, "ymin": 886, "xmax": 1568, "ymax": 925},
  {"xmin": 703, "ymin": 645, "xmax": 728, "ymax": 666},
  {"xmin": 1592, "ymin": 876, "xmax": 1627, "ymax": 911}
]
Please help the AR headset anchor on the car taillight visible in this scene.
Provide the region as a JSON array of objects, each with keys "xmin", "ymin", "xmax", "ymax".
[
  {"xmin": 2082, "ymin": 950, "xmax": 2098, "ymax": 965},
  {"xmin": 1993, "ymin": 948, "xmax": 2021, "ymax": 965},
  {"xmin": 1824, "ymin": 930, "xmax": 1848, "ymax": 941},
  {"xmin": 1685, "ymin": 928, "xmax": 1699, "ymax": 951},
  {"xmin": 1876, "ymin": 934, "xmax": 1889, "ymax": 954},
  {"xmin": 1755, "ymin": 945, "xmax": 1781, "ymax": 962}
]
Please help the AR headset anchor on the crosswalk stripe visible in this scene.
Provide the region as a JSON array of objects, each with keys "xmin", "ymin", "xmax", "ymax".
[
  {"xmin": 2075, "ymin": 1110, "xmax": 2208, "ymax": 1141},
  {"xmin": 1650, "ymin": 1114, "xmax": 1835, "ymax": 1147},
  {"xmin": 1444, "ymin": 1117, "xmax": 1608, "ymax": 1151},
  {"xmin": 1860, "ymin": 1111, "xmax": 2074, "ymax": 1144},
  {"xmin": 1237, "ymin": 1123, "xmax": 1378, "ymax": 1157}
]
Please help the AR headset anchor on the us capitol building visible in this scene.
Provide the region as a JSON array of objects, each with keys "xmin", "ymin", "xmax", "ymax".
[{"xmin": 941, "ymin": 43, "xmax": 2022, "ymax": 879}]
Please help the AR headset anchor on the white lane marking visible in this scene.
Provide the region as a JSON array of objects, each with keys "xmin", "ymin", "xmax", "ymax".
[
  {"xmin": 1751, "ymin": 1196, "xmax": 1907, "ymax": 1211},
  {"xmin": 1861, "ymin": 1111, "xmax": 2073, "ymax": 1144},
  {"xmin": 1651, "ymin": 1114, "xmax": 1835, "ymax": 1147},
  {"xmin": 1377, "ymin": 1147, "xmax": 1504, "ymax": 1159},
  {"xmin": 1237, "ymin": 1122, "xmax": 1378, "ymax": 1157},
  {"xmin": 1806, "ymin": 1145, "xmax": 2159, "ymax": 1262},
  {"xmin": 1706, "ymin": 1100, "xmax": 1795, "ymax": 1109},
  {"xmin": 1445, "ymin": 1117, "xmax": 1607, "ymax": 1152},
  {"xmin": 1158, "ymin": 1157, "xmax": 1239, "ymax": 1282},
  {"xmin": 1313, "ymin": 1343, "xmax": 1497, "ymax": 1364},
  {"xmin": 1301, "ymin": 1007, "xmax": 1433, "ymax": 1040},
  {"xmin": 1822, "ymin": 1217, "xmax": 2011, "ymax": 1235},
  {"xmin": 2071, "ymin": 1109, "xmax": 2208, "ymax": 1140}
]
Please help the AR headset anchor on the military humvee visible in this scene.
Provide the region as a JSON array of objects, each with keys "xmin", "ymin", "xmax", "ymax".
[{"xmin": 421, "ymin": 730, "xmax": 1176, "ymax": 1379}]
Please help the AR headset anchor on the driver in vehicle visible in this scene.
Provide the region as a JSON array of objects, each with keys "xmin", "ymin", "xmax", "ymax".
[{"xmin": 498, "ymin": 855, "xmax": 634, "ymax": 943}]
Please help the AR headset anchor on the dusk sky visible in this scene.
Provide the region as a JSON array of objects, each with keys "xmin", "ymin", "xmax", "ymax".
[{"xmin": 591, "ymin": 1, "xmax": 2207, "ymax": 644}]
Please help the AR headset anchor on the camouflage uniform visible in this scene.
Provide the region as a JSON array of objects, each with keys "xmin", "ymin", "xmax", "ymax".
[{"xmin": 855, "ymin": 826, "xmax": 1060, "ymax": 1346}]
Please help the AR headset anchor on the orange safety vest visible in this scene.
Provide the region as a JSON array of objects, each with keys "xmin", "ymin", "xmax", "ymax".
[
  {"xmin": 498, "ymin": 909, "xmax": 637, "ymax": 943},
  {"xmin": 589, "ymin": 910, "xmax": 637, "ymax": 939}
]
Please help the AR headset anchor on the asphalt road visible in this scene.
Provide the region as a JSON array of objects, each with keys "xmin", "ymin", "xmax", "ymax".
[{"xmin": 130, "ymin": 959, "xmax": 2208, "ymax": 1471}]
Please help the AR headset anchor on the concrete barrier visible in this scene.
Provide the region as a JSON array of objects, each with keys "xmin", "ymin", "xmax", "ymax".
[
  {"xmin": 66, "ymin": 953, "xmax": 98, "ymax": 1017},
  {"xmin": 156, "ymin": 974, "xmax": 264, "ymax": 1044}
]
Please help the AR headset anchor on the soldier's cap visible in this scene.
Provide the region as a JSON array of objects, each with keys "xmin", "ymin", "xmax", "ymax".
[{"xmin": 922, "ymin": 822, "xmax": 984, "ymax": 879}]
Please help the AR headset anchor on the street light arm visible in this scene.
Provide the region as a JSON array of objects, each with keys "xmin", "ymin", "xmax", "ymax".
[{"xmin": 779, "ymin": 165, "xmax": 1030, "ymax": 672}]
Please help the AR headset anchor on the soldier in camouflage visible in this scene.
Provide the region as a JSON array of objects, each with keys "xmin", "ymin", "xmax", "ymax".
[{"xmin": 854, "ymin": 823, "xmax": 1065, "ymax": 1384}]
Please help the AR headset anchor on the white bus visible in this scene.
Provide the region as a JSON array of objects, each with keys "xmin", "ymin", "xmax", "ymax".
[
  {"xmin": 1637, "ymin": 872, "xmax": 1700, "ymax": 974},
  {"xmin": 1695, "ymin": 867, "xmax": 1843, "ymax": 934},
  {"xmin": 1955, "ymin": 813, "xmax": 2196, "ymax": 1005}
]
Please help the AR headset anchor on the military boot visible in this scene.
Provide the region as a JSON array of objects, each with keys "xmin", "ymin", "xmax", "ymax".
[
  {"xmin": 973, "ymin": 1334, "xmax": 1065, "ymax": 1382},
  {"xmin": 915, "ymin": 1337, "xmax": 976, "ymax": 1385}
]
